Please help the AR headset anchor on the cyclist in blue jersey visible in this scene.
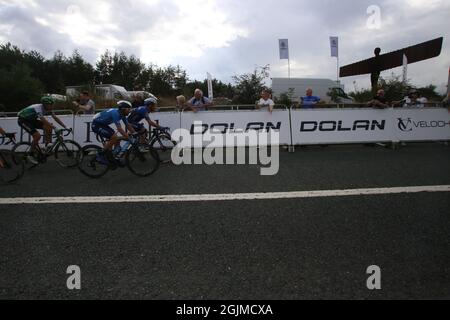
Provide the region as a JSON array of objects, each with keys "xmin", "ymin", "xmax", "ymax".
[
  {"xmin": 92, "ymin": 101, "xmax": 136, "ymax": 164},
  {"xmin": 128, "ymin": 97, "xmax": 167, "ymax": 142}
]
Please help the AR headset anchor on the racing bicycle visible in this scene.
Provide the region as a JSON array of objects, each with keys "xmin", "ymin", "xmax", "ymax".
[
  {"xmin": 12, "ymin": 129, "xmax": 81, "ymax": 170},
  {"xmin": 138, "ymin": 127, "xmax": 177, "ymax": 163},
  {"xmin": 78, "ymin": 134, "xmax": 160, "ymax": 179},
  {"xmin": 0, "ymin": 133, "xmax": 25, "ymax": 183}
]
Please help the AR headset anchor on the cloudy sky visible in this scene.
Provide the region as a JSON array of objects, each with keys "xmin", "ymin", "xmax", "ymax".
[{"xmin": 1, "ymin": 0, "xmax": 449, "ymax": 93}]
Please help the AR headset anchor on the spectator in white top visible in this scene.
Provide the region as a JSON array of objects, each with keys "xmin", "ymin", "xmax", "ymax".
[
  {"xmin": 443, "ymin": 93, "xmax": 450, "ymax": 112},
  {"xmin": 256, "ymin": 89, "xmax": 275, "ymax": 113},
  {"xmin": 402, "ymin": 89, "xmax": 428, "ymax": 108},
  {"xmin": 186, "ymin": 89, "xmax": 213, "ymax": 113}
]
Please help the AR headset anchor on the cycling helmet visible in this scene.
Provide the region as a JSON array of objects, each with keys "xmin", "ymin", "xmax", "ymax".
[
  {"xmin": 41, "ymin": 96, "xmax": 55, "ymax": 105},
  {"xmin": 117, "ymin": 100, "xmax": 132, "ymax": 110},
  {"xmin": 144, "ymin": 97, "xmax": 158, "ymax": 106}
]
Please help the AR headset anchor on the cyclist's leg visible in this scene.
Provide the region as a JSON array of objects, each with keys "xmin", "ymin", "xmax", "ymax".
[
  {"xmin": 131, "ymin": 123, "xmax": 147, "ymax": 143},
  {"xmin": 92, "ymin": 123, "xmax": 115, "ymax": 164},
  {"xmin": 42, "ymin": 121, "xmax": 52, "ymax": 146},
  {"xmin": 18, "ymin": 118, "xmax": 41, "ymax": 153}
]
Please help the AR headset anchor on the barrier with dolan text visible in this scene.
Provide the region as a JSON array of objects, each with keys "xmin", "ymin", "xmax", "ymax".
[
  {"xmin": 0, "ymin": 108, "xmax": 449, "ymax": 150},
  {"xmin": 290, "ymin": 108, "xmax": 393, "ymax": 145},
  {"xmin": 180, "ymin": 110, "xmax": 292, "ymax": 147}
]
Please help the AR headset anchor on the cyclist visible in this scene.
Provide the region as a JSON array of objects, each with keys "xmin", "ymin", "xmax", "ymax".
[
  {"xmin": 91, "ymin": 100, "xmax": 136, "ymax": 164},
  {"xmin": 128, "ymin": 97, "xmax": 167, "ymax": 142},
  {"xmin": 17, "ymin": 96, "xmax": 70, "ymax": 164}
]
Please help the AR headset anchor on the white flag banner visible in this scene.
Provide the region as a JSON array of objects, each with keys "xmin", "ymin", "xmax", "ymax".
[
  {"xmin": 207, "ymin": 72, "xmax": 214, "ymax": 100},
  {"xmin": 402, "ymin": 54, "xmax": 408, "ymax": 83},
  {"xmin": 330, "ymin": 36, "xmax": 339, "ymax": 57},
  {"xmin": 279, "ymin": 39, "xmax": 289, "ymax": 60}
]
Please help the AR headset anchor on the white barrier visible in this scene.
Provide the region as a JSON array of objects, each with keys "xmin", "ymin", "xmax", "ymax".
[
  {"xmin": 1, "ymin": 108, "xmax": 449, "ymax": 150},
  {"xmin": 180, "ymin": 110, "xmax": 292, "ymax": 146},
  {"xmin": 392, "ymin": 108, "xmax": 450, "ymax": 141},
  {"xmin": 290, "ymin": 108, "xmax": 450, "ymax": 145},
  {"xmin": 291, "ymin": 108, "xmax": 393, "ymax": 145}
]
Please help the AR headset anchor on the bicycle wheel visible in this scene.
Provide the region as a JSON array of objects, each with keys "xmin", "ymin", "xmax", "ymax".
[
  {"xmin": 125, "ymin": 144, "xmax": 160, "ymax": 177},
  {"xmin": 78, "ymin": 145, "xmax": 109, "ymax": 179},
  {"xmin": 150, "ymin": 133, "xmax": 177, "ymax": 163},
  {"xmin": 12, "ymin": 142, "xmax": 39, "ymax": 170},
  {"xmin": 0, "ymin": 151, "xmax": 25, "ymax": 183},
  {"xmin": 54, "ymin": 140, "xmax": 81, "ymax": 168}
]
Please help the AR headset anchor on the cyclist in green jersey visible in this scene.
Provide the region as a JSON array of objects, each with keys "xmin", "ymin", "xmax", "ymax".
[{"xmin": 17, "ymin": 96, "xmax": 69, "ymax": 163}]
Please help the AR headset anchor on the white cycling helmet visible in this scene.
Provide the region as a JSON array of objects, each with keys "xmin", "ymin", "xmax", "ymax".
[
  {"xmin": 144, "ymin": 97, "xmax": 158, "ymax": 106},
  {"xmin": 117, "ymin": 100, "xmax": 132, "ymax": 110}
]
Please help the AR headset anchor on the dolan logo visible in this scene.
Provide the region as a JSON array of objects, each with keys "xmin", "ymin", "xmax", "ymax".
[{"xmin": 398, "ymin": 118, "xmax": 413, "ymax": 132}]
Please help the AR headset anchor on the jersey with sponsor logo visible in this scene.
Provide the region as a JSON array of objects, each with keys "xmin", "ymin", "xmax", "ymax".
[
  {"xmin": 93, "ymin": 108, "xmax": 128, "ymax": 127},
  {"xmin": 128, "ymin": 106, "xmax": 150, "ymax": 124},
  {"xmin": 18, "ymin": 104, "xmax": 50, "ymax": 120}
]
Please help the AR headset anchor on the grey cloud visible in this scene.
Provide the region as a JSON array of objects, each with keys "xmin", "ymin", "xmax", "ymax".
[{"xmin": 1, "ymin": 0, "xmax": 449, "ymax": 92}]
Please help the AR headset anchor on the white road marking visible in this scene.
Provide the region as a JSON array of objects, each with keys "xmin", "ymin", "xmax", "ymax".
[{"xmin": 1, "ymin": 185, "xmax": 449, "ymax": 205}]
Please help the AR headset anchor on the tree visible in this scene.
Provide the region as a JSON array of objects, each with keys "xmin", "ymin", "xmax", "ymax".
[
  {"xmin": 65, "ymin": 50, "xmax": 94, "ymax": 87},
  {"xmin": 276, "ymin": 88, "xmax": 295, "ymax": 106},
  {"xmin": 0, "ymin": 64, "xmax": 45, "ymax": 111},
  {"xmin": 0, "ymin": 43, "xmax": 24, "ymax": 71},
  {"xmin": 95, "ymin": 50, "xmax": 114, "ymax": 84},
  {"xmin": 232, "ymin": 65, "xmax": 270, "ymax": 104}
]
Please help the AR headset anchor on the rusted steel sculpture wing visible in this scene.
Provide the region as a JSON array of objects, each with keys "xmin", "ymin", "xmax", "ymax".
[{"xmin": 340, "ymin": 37, "xmax": 443, "ymax": 77}]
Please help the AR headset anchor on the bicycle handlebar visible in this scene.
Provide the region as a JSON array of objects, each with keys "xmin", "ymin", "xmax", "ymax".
[
  {"xmin": 0, "ymin": 133, "xmax": 16, "ymax": 145},
  {"xmin": 53, "ymin": 128, "xmax": 73, "ymax": 138}
]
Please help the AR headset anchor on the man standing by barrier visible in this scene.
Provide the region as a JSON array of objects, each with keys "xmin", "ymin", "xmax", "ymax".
[
  {"xmin": 442, "ymin": 93, "xmax": 449, "ymax": 112},
  {"xmin": 256, "ymin": 89, "xmax": 275, "ymax": 114},
  {"xmin": 299, "ymin": 88, "xmax": 321, "ymax": 109},
  {"xmin": 73, "ymin": 91, "xmax": 95, "ymax": 115},
  {"xmin": 186, "ymin": 89, "xmax": 213, "ymax": 113},
  {"xmin": 367, "ymin": 89, "xmax": 390, "ymax": 109}
]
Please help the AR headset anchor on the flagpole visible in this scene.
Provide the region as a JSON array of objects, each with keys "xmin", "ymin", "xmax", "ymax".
[
  {"xmin": 336, "ymin": 56, "xmax": 339, "ymax": 84},
  {"xmin": 288, "ymin": 58, "xmax": 291, "ymax": 79}
]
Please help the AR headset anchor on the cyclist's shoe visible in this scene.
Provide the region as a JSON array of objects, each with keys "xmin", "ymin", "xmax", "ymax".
[
  {"xmin": 26, "ymin": 154, "xmax": 39, "ymax": 165},
  {"xmin": 95, "ymin": 153, "xmax": 109, "ymax": 166},
  {"xmin": 138, "ymin": 146, "xmax": 148, "ymax": 153}
]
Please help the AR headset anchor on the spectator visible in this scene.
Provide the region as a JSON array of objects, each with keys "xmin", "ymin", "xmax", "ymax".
[
  {"xmin": 442, "ymin": 93, "xmax": 449, "ymax": 111},
  {"xmin": 395, "ymin": 89, "xmax": 427, "ymax": 108},
  {"xmin": 176, "ymin": 95, "xmax": 187, "ymax": 111},
  {"xmin": 256, "ymin": 89, "xmax": 275, "ymax": 113},
  {"xmin": 186, "ymin": 89, "xmax": 213, "ymax": 113},
  {"xmin": 73, "ymin": 91, "xmax": 95, "ymax": 114},
  {"xmin": 367, "ymin": 89, "xmax": 390, "ymax": 109},
  {"xmin": 299, "ymin": 88, "xmax": 321, "ymax": 108}
]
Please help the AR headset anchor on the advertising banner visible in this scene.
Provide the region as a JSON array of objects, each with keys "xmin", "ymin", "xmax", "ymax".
[
  {"xmin": 291, "ymin": 108, "xmax": 394, "ymax": 145},
  {"xmin": 181, "ymin": 110, "xmax": 291, "ymax": 147}
]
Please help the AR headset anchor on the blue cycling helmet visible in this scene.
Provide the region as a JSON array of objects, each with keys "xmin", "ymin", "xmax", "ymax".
[
  {"xmin": 144, "ymin": 97, "xmax": 158, "ymax": 106},
  {"xmin": 117, "ymin": 100, "xmax": 132, "ymax": 110}
]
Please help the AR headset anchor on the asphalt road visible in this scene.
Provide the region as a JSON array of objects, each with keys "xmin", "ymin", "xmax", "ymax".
[{"xmin": 1, "ymin": 143, "xmax": 449, "ymax": 300}]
